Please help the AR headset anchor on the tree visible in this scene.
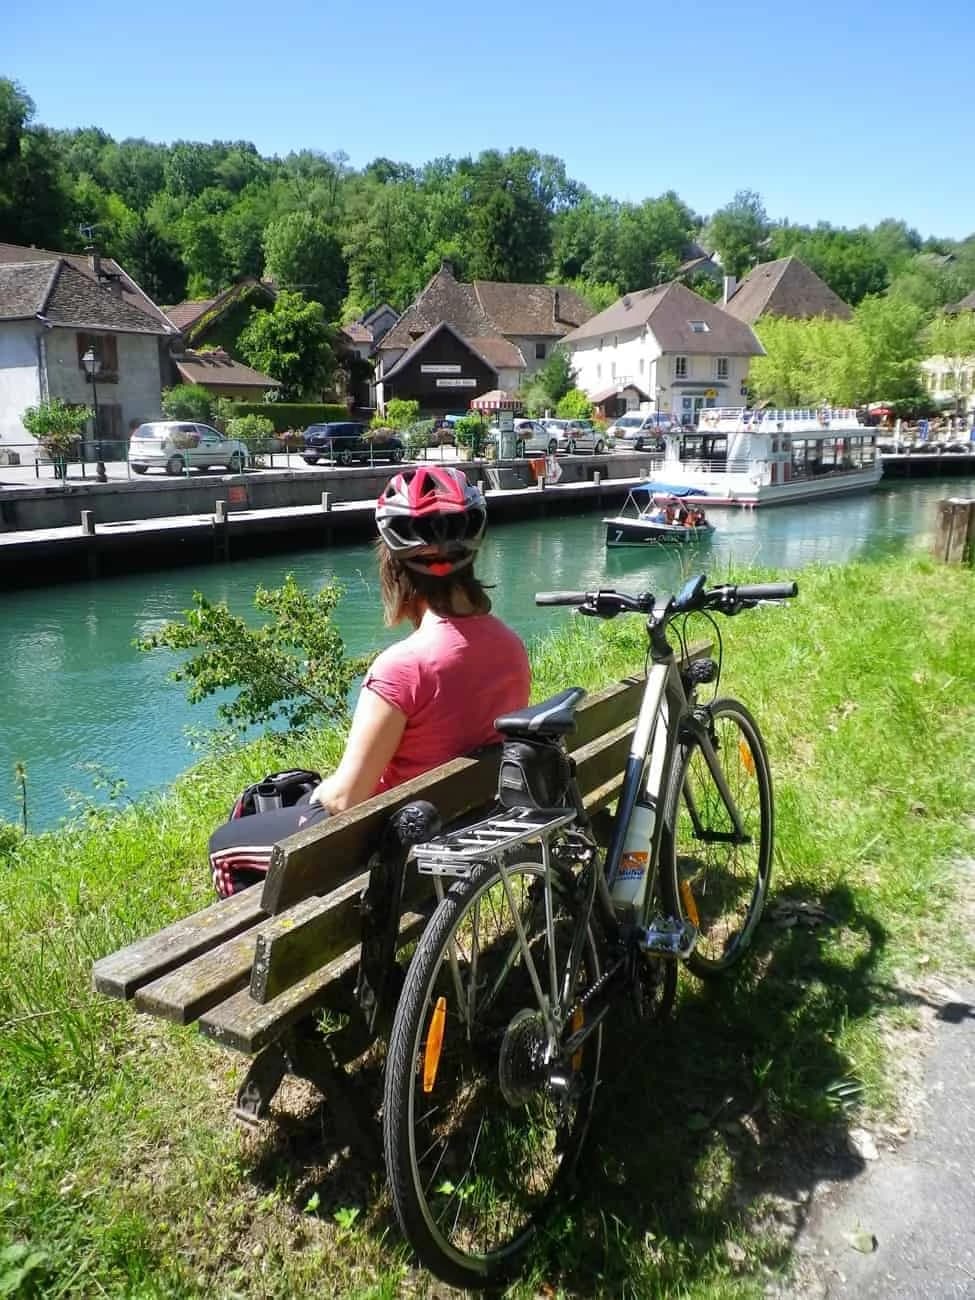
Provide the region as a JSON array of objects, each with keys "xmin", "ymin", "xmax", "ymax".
[
  {"xmin": 0, "ymin": 79, "xmax": 71, "ymax": 247},
  {"xmin": 137, "ymin": 575, "xmax": 367, "ymax": 734},
  {"xmin": 238, "ymin": 290, "xmax": 336, "ymax": 399},
  {"xmin": 537, "ymin": 346, "xmax": 576, "ymax": 404},
  {"xmin": 770, "ymin": 223, "xmax": 888, "ymax": 305},
  {"xmin": 263, "ymin": 211, "xmax": 347, "ymax": 320},
  {"xmin": 115, "ymin": 215, "xmax": 187, "ymax": 303},
  {"xmin": 382, "ymin": 398, "xmax": 420, "ymax": 430},
  {"xmin": 705, "ymin": 191, "xmax": 769, "ymax": 279},
  {"xmin": 226, "ymin": 413, "xmax": 275, "ymax": 455},
  {"xmin": 21, "ymin": 397, "xmax": 92, "ymax": 477}
]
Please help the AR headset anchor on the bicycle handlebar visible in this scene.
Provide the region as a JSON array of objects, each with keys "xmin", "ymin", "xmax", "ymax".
[{"xmin": 535, "ymin": 577, "xmax": 798, "ymax": 619}]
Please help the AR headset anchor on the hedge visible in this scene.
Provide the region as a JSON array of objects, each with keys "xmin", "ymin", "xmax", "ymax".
[{"xmin": 225, "ymin": 403, "xmax": 350, "ymax": 433}]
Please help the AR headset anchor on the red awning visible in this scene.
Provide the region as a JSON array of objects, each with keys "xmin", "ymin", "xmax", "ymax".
[{"xmin": 470, "ymin": 388, "xmax": 522, "ymax": 412}]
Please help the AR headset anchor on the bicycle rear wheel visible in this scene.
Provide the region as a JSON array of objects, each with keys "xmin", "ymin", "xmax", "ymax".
[
  {"xmin": 661, "ymin": 698, "xmax": 773, "ymax": 977},
  {"xmin": 383, "ymin": 856, "xmax": 602, "ymax": 1290}
]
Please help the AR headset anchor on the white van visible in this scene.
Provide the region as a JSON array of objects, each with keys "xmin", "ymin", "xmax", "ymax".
[{"xmin": 128, "ymin": 422, "xmax": 249, "ymax": 476}]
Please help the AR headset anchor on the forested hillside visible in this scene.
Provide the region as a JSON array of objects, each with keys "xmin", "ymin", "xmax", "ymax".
[{"xmin": 3, "ymin": 77, "xmax": 975, "ymax": 326}]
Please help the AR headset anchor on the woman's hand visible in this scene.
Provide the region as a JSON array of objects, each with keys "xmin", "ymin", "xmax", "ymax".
[{"xmin": 310, "ymin": 688, "xmax": 407, "ymax": 814}]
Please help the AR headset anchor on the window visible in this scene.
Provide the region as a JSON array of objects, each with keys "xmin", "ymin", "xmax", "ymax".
[
  {"xmin": 715, "ymin": 357, "xmax": 729, "ymax": 379},
  {"xmin": 77, "ymin": 332, "xmax": 119, "ymax": 382},
  {"xmin": 638, "ymin": 357, "xmax": 645, "ymax": 374},
  {"xmin": 611, "ymin": 362, "xmax": 617, "ymax": 380},
  {"xmin": 535, "ymin": 342, "xmax": 546, "ymax": 360},
  {"xmin": 596, "ymin": 363, "xmax": 602, "ymax": 380},
  {"xmin": 613, "ymin": 335, "xmax": 618, "ymax": 347},
  {"xmin": 689, "ymin": 321, "xmax": 709, "ymax": 333},
  {"xmin": 599, "ymin": 337, "xmax": 605, "ymax": 350},
  {"xmin": 674, "ymin": 355, "xmax": 688, "ymax": 378}
]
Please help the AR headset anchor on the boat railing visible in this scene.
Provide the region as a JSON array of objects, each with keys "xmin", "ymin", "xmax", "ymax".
[{"xmin": 699, "ymin": 407, "xmax": 863, "ymax": 430}]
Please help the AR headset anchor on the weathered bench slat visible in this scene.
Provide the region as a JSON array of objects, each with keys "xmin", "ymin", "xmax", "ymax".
[
  {"xmin": 250, "ymin": 716, "xmax": 637, "ymax": 1007},
  {"xmin": 92, "ymin": 889, "xmax": 267, "ymax": 1000},
  {"xmin": 199, "ymin": 912, "xmax": 427, "ymax": 1054},
  {"xmin": 260, "ymin": 674, "xmax": 650, "ymax": 918},
  {"xmin": 134, "ymin": 895, "xmax": 323, "ymax": 1024}
]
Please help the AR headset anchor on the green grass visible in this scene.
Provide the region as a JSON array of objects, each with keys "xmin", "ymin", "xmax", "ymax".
[{"xmin": 2, "ymin": 555, "xmax": 974, "ymax": 1298}]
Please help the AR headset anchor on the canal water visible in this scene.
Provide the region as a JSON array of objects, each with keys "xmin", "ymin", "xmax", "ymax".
[{"xmin": 2, "ymin": 476, "xmax": 972, "ymax": 832}]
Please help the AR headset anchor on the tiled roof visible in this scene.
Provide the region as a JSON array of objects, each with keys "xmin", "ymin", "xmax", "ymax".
[
  {"xmin": 0, "ymin": 257, "xmax": 171, "ymax": 334},
  {"xmin": 562, "ymin": 281, "xmax": 764, "ymax": 356},
  {"xmin": 473, "ymin": 280, "xmax": 591, "ymax": 336},
  {"xmin": 166, "ymin": 299, "xmax": 216, "ymax": 331},
  {"xmin": 379, "ymin": 263, "xmax": 593, "ymax": 353},
  {"xmin": 174, "ymin": 348, "xmax": 280, "ymax": 388},
  {"xmin": 723, "ymin": 256, "xmax": 852, "ymax": 324},
  {"xmin": 467, "ymin": 335, "xmax": 526, "ymax": 370},
  {"xmin": 0, "ymin": 261, "xmax": 59, "ymax": 319},
  {"xmin": 0, "ymin": 241, "xmax": 176, "ymax": 330},
  {"xmin": 341, "ymin": 320, "xmax": 373, "ymax": 344},
  {"xmin": 590, "ymin": 383, "xmax": 650, "ymax": 404},
  {"xmin": 947, "ymin": 289, "xmax": 975, "ymax": 313}
]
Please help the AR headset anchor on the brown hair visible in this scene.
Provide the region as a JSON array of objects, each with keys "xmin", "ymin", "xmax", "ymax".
[{"xmin": 376, "ymin": 543, "xmax": 491, "ymax": 627}]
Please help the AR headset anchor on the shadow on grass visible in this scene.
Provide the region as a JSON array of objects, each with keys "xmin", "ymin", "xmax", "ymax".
[{"xmin": 239, "ymin": 879, "xmax": 961, "ymax": 1295}]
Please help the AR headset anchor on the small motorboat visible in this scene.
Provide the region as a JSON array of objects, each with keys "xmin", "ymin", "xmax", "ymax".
[{"xmin": 604, "ymin": 485, "xmax": 714, "ymax": 547}]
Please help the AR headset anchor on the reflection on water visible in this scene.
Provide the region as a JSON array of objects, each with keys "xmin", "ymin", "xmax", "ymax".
[{"xmin": 1, "ymin": 477, "xmax": 971, "ymax": 830}]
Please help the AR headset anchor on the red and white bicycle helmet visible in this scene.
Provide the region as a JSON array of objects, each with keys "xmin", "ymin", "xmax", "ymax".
[{"xmin": 376, "ymin": 466, "xmax": 487, "ymax": 575}]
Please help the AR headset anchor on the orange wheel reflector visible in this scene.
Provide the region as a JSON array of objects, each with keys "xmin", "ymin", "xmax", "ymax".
[
  {"xmin": 422, "ymin": 996, "xmax": 447, "ymax": 1094},
  {"xmin": 571, "ymin": 1006, "xmax": 584, "ymax": 1072},
  {"xmin": 679, "ymin": 878, "xmax": 700, "ymax": 928},
  {"xmin": 739, "ymin": 739, "xmax": 756, "ymax": 776}
]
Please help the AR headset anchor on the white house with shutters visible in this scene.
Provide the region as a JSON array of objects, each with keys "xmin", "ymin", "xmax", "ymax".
[{"xmin": 560, "ymin": 281, "xmax": 764, "ymax": 425}]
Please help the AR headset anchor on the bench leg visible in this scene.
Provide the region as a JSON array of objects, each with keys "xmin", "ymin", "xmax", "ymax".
[{"xmin": 234, "ymin": 1025, "xmax": 379, "ymax": 1160}]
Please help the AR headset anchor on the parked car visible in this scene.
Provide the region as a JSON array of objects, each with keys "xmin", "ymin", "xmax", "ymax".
[
  {"xmin": 484, "ymin": 419, "xmax": 551, "ymax": 456},
  {"xmin": 539, "ymin": 419, "xmax": 606, "ymax": 455},
  {"xmin": 607, "ymin": 412, "xmax": 673, "ymax": 451},
  {"xmin": 301, "ymin": 422, "xmax": 404, "ymax": 466},
  {"xmin": 128, "ymin": 422, "xmax": 249, "ymax": 476}
]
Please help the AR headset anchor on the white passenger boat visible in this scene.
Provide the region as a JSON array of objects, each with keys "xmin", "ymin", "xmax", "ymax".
[
  {"xmin": 651, "ymin": 407, "xmax": 882, "ymax": 508},
  {"xmin": 604, "ymin": 486, "xmax": 715, "ymax": 547}
]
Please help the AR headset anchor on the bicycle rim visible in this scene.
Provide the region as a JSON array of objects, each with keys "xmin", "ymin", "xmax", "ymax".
[
  {"xmin": 383, "ymin": 858, "xmax": 602, "ymax": 1288},
  {"xmin": 664, "ymin": 699, "xmax": 773, "ymax": 976}
]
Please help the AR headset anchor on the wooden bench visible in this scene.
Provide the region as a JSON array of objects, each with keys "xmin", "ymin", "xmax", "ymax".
[{"xmin": 92, "ymin": 661, "xmax": 703, "ymax": 1130}]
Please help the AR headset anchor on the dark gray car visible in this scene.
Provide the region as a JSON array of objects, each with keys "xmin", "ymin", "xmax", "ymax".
[{"xmin": 302, "ymin": 422, "xmax": 404, "ymax": 466}]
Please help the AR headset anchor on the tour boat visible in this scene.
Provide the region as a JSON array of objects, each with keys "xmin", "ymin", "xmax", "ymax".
[
  {"xmin": 648, "ymin": 407, "xmax": 882, "ymax": 508},
  {"xmin": 604, "ymin": 486, "xmax": 715, "ymax": 547}
]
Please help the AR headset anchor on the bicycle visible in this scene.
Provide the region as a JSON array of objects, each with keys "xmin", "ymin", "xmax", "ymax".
[{"xmin": 382, "ymin": 572, "xmax": 798, "ymax": 1288}]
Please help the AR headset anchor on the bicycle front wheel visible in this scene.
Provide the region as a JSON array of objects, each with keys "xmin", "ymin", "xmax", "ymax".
[
  {"xmin": 383, "ymin": 856, "xmax": 602, "ymax": 1290},
  {"xmin": 661, "ymin": 698, "xmax": 773, "ymax": 977}
]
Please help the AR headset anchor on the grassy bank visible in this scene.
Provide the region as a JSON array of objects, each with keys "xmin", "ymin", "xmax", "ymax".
[{"xmin": 1, "ymin": 556, "xmax": 974, "ymax": 1298}]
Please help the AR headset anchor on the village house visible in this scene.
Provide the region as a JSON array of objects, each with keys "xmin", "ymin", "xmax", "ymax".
[
  {"xmin": 374, "ymin": 261, "xmax": 592, "ymax": 415},
  {"xmin": 919, "ymin": 291, "xmax": 975, "ymax": 417},
  {"xmin": 171, "ymin": 348, "xmax": 280, "ymax": 401},
  {"xmin": 560, "ymin": 280, "xmax": 763, "ymax": 425},
  {"xmin": 0, "ymin": 242, "xmax": 179, "ymax": 455},
  {"xmin": 164, "ymin": 278, "xmax": 276, "ymax": 353},
  {"xmin": 721, "ymin": 256, "xmax": 852, "ymax": 324}
]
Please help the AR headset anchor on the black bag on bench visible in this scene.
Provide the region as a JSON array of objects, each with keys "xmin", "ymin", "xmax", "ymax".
[{"xmin": 209, "ymin": 769, "xmax": 323, "ymax": 898}]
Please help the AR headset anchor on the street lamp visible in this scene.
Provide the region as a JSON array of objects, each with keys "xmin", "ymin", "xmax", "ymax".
[{"xmin": 81, "ymin": 346, "xmax": 107, "ymax": 482}]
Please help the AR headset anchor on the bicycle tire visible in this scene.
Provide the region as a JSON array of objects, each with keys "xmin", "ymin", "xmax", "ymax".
[
  {"xmin": 383, "ymin": 857, "xmax": 602, "ymax": 1289},
  {"xmin": 660, "ymin": 698, "xmax": 773, "ymax": 977}
]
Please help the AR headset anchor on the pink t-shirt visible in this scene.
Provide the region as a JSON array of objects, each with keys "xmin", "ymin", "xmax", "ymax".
[{"xmin": 364, "ymin": 610, "xmax": 531, "ymax": 792}]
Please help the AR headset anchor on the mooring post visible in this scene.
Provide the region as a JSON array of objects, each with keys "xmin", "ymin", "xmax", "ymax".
[
  {"xmin": 80, "ymin": 510, "xmax": 95, "ymax": 536},
  {"xmin": 80, "ymin": 510, "xmax": 98, "ymax": 577},
  {"xmin": 932, "ymin": 497, "xmax": 975, "ymax": 566},
  {"xmin": 321, "ymin": 492, "xmax": 332, "ymax": 512},
  {"xmin": 214, "ymin": 499, "xmax": 230, "ymax": 562}
]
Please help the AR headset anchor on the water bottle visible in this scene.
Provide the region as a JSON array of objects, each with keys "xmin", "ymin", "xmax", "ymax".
[
  {"xmin": 611, "ymin": 796, "xmax": 655, "ymax": 914},
  {"xmin": 254, "ymin": 781, "xmax": 282, "ymax": 813}
]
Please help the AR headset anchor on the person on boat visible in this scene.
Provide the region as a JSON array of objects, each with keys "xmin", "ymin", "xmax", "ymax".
[
  {"xmin": 676, "ymin": 504, "xmax": 691, "ymax": 525},
  {"xmin": 663, "ymin": 502, "xmax": 677, "ymax": 525},
  {"xmin": 207, "ymin": 466, "xmax": 531, "ymax": 897}
]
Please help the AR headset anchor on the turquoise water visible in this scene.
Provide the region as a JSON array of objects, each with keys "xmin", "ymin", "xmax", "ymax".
[{"xmin": 2, "ymin": 476, "xmax": 971, "ymax": 831}]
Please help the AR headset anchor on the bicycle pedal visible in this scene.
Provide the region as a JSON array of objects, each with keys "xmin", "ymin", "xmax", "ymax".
[{"xmin": 638, "ymin": 917, "xmax": 698, "ymax": 959}]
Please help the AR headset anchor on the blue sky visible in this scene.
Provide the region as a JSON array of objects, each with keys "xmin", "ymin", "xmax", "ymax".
[{"xmin": 6, "ymin": 0, "xmax": 975, "ymax": 238}]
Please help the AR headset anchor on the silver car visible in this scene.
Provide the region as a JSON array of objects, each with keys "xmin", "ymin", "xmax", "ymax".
[
  {"xmin": 128, "ymin": 422, "xmax": 249, "ymax": 476},
  {"xmin": 541, "ymin": 419, "xmax": 606, "ymax": 455}
]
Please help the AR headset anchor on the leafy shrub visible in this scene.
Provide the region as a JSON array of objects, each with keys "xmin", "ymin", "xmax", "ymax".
[
  {"xmin": 452, "ymin": 415, "xmax": 485, "ymax": 452},
  {"xmin": 383, "ymin": 398, "xmax": 420, "ymax": 430},
  {"xmin": 21, "ymin": 398, "xmax": 91, "ymax": 457},
  {"xmin": 223, "ymin": 402, "xmax": 349, "ymax": 433},
  {"xmin": 161, "ymin": 384, "xmax": 214, "ymax": 423},
  {"xmin": 555, "ymin": 387, "xmax": 594, "ymax": 419},
  {"xmin": 226, "ymin": 414, "xmax": 276, "ymax": 453}
]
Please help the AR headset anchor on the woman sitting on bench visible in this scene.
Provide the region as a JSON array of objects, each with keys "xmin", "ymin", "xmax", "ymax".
[{"xmin": 209, "ymin": 466, "xmax": 531, "ymax": 896}]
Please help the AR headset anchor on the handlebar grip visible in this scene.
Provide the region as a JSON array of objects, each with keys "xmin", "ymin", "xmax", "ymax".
[
  {"xmin": 535, "ymin": 591, "xmax": 588, "ymax": 606},
  {"xmin": 735, "ymin": 582, "xmax": 798, "ymax": 600}
]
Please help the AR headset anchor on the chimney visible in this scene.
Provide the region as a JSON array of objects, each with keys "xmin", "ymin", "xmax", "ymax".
[
  {"xmin": 107, "ymin": 274, "xmax": 122, "ymax": 299},
  {"xmin": 553, "ymin": 289, "xmax": 561, "ymax": 322},
  {"xmin": 86, "ymin": 245, "xmax": 101, "ymax": 279},
  {"xmin": 722, "ymin": 275, "xmax": 737, "ymax": 306},
  {"xmin": 439, "ymin": 258, "xmax": 455, "ymax": 278}
]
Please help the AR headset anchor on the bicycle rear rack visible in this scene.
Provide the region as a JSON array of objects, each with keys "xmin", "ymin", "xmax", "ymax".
[{"xmin": 413, "ymin": 806, "xmax": 576, "ymax": 880}]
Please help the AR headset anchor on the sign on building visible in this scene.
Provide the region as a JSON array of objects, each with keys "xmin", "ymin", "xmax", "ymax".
[
  {"xmin": 421, "ymin": 364, "xmax": 462, "ymax": 374},
  {"xmin": 436, "ymin": 378, "xmax": 477, "ymax": 388}
]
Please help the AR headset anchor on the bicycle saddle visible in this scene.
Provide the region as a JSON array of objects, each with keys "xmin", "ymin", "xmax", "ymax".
[{"xmin": 494, "ymin": 687, "xmax": 587, "ymax": 738}]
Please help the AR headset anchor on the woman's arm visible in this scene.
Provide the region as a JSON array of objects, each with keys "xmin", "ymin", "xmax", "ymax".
[{"xmin": 310, "ymin": 687, "xmax": 407, "ymax": 814}]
